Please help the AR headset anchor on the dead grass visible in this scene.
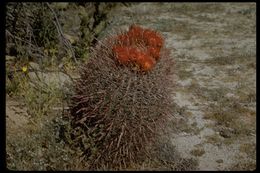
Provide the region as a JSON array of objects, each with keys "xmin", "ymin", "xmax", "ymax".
[
  {"xmin": 177, "ymin": 69, "xmax": 193, "ymax": 80},
  {"xmin": 163, "ymin": 3, "xmax": 225, "ymax": 15},
  {"xmin": 227, "ymin": 160, "xmax": 256, "ymax": 171},
  {"xmin": 204, "ymin": 93, "xmax": 255, "ymax": 146},
  {"xmin": 239, "ymin": 143, "xmax": 256, "ymax": 159},
  {"xmin": 205, "ymin": 134, "xmax": 223, "ymax": 146},
  {"xmin": 210, "ymin": 51, "xmax": 255, "ymax": 67}
]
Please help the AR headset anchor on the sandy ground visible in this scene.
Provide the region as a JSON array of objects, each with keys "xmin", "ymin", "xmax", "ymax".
[
  {"xmin": 6, "ymin": 96, "xmax": 30, "ymax": 136},
  {"xmin": 6, "ymin": 3, "xmax": 256, "ymax": 171}
]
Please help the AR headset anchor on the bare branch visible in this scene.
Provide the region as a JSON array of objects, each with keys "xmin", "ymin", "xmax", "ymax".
[{"xmin": 46, "ymin": 2, "xmax": 78, "ymax": 64}]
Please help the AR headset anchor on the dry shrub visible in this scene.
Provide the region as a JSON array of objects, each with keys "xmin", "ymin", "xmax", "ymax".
[{"xmin": 69, "ymin": 26, "xmax": 175, "ymax": 170}]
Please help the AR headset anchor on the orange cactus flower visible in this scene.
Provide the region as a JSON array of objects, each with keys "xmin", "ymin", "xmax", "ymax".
[
  {"xmin": 128, "ymin": 25, "xmax": 144, "ymax": 38},
  {"xmin": 138, "ymin": 54, "xmax": 156, "ymax": 71},
  {"xmin": 144, "ymin": 31, "xmax": 163, "ymax": 49},
  {"xmin": 112, "ymin": 25, "xmax": 164, "ymax": 72},
  {"xmin": 116, "ymin": 34, "xmax": 130, "ymax": 45},
  {"xmin": 131, "ymin": 50, "xmax": 155, "ymax": 71},
  {"xmin": 147, "ymin": 46, "xmax": 161, "ymax": 61},
  {"xmin": 113, "ymin": 46, "xmax": 131, "ymax": 64}
]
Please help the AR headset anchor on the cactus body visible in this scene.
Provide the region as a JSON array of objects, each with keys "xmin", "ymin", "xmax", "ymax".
[{"xmin": 69, "ymin": 25, "xmax": 175, "ymax": 170}]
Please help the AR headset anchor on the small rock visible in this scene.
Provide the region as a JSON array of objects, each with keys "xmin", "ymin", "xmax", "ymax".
[
  {"xmin": 216, "ymin": 159, "xmax": 223, "ymax": 163},
  {"xmin": 6, "ymin": 55, "xmax": 16, "ymax": 61},
  {"xmin": 219, "ymin": 127, "xmax": 234, "ymax": 138},
  {"xmin": 225, "ymin": 93, "xmax": 239, "ymax": 99},
  {"xmin": 29, "ymin": 62, "xmax": 40, "ymax": 70},
  {"xmin": 28, "ymin": 71, "xmax": 72, "ymax": 90}
]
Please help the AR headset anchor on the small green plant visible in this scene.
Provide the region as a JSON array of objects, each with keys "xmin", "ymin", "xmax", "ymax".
[
  {"xmin": 6, "ymin": 61, "xmax": 29, "ymax": 96},
  {"xmin": 24, "ymin": 81, "xmax": 63, "ymax": 119}
]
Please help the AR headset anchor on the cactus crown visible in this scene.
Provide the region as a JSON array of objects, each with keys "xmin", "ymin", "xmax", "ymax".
[{"xmin": 112, "ymin": 24, "xmax": 164, "ymax": 72}]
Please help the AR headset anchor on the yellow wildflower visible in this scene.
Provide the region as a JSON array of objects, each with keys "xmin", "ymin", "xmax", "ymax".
[{"xmin": 22, "ymin": 66, "xmax": 28, "ymax": 73}]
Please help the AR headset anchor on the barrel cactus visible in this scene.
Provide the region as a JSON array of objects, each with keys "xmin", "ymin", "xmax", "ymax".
[{"xmin": 69, "ymin": 24, "xmax": 175, "ymax": 170}]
